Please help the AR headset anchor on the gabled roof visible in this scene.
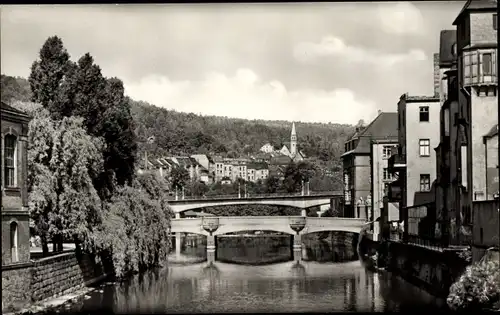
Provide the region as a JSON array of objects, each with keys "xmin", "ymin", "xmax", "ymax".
[
  {"xmin": 439, "ymin": 30, "xmax": 457, "ymax": 67},
  {"xmin": 342, "ymin": 112, "xmax": 398, "ymax": 156},
  {"xmin": 453, "ymin": 0, "xmax": 498, "ymax": 25}
]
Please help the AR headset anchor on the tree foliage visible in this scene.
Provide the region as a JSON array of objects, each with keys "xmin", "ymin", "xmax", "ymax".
[
  {"xmin": 28, "ymin": 36, "xmax": 137, "ymax": 199},
  {"xmin": 95, "ymin": 173, "xmax": 173, "ymax": 277},
  {"xmin": 447, "ymin": 259, "xmax": 500, "ymax": 311},
  {"xmin": 170, "ymin": 167, "xmax": 190, "ymax": 190},
  {"xmin": 25, "ymin": 106, "xmax": 105, "ymax": 255}
]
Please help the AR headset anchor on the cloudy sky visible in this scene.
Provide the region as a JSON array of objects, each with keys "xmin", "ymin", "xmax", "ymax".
[{"xmin": 1, "ymin": 2, "xmax": 465, "ymax": 124}]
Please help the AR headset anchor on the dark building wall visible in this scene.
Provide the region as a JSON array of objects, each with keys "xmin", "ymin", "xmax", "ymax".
[
  {"xmin": 472, "ymin": 200, "xmax": 500, "ymax": 262},
  {"xmin": 384, "ymin": 241, "xmax": 469, "ymax": 298}
]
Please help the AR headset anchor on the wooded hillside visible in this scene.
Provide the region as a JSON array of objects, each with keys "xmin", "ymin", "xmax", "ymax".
[{"xmin": 1, "ymin": 74, "xmax": 354, "ymax": 173}]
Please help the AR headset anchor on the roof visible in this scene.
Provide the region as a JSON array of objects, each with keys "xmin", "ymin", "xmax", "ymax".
[
  {"xmin": 439, "ymin": 30, "xmax": 457, "ymax": 67},
  {"xmin": 405, "ymin": 95, "xmax": 440, "ymax": 102},
  {"xmin": 484, "ymin": 124, "xmax": 498, "ymax": 139},
  {"xmin": 453, "ymin": 0, "xmax": 498, "ymax": 25},
  {"xmin": 247, "ymin": 162, "xmax": 268, "ymax": 170},
  {"xmin": 1, "ymin": 101, "xmax": 31, "ymax": 119},
  {"xmin": 342, "ymin": 112, "xmax": 398, "ymax": 156},
  {"xmin": 270, "ymin": 155, "xmax": 292, "ymax": 165}
]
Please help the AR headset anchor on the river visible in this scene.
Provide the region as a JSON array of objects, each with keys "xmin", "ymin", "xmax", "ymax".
[{"xmin": 52, "ymin": 232, "xmax": 447, "ymax": 313}]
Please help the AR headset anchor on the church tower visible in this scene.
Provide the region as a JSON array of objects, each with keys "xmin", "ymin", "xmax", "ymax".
[{"xmin": 290, "ymin": 122, "xmax": 297, "ymax": 156}]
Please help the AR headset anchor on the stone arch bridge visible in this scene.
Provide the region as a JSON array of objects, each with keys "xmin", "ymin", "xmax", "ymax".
[{"xmin": 170, "ymin": 216, "xmax": 366, "ymax": 262}]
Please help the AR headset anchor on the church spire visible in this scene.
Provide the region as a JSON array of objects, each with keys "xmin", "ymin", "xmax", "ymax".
[{"xmin": 290, "ymin": 122, "xmax": 297, "ymax": 156}]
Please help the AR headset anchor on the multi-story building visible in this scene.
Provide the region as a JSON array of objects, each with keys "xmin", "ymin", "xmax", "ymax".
[
  {"xmin": 342, "ymin": 111, "xmax": 398, "ymax": 218},
  {"xmin": 453, "ymin": 0, "xmax": 498, "ymax": 251},
  {"xmin": 1, "ymin": 102, "xmax": 31, "ymax": 266},
  {"xmin": 453, "ymin": 0, "xmax": 498, "ymax": 203},
  {"xmin": 370, "ymin": 138, "xmax": 398, "ymax": 240}
]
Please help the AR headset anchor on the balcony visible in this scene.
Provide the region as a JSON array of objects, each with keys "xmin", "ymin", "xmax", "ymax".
[{"xmin": 388, "ymin": 153, "xmax": 406, "ymax": 173}]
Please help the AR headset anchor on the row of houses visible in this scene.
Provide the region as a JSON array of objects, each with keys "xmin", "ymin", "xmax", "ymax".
[
  {"xmin": 342, "ymin": 0, "xmax": 498, "ymax": 261},
  {"xmin": 137, "ymin": 153, "xmax": 303, "ymax": 185}
]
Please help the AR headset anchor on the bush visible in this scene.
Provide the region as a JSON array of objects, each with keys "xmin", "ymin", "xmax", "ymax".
[{"xmin": 447, "ymin": 259, "xmax": 500, "ymax": 311}]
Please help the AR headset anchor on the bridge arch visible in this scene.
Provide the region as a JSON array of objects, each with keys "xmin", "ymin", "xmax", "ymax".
[{"xmin": 169, "ymin": 195, "xmax": 338, "ymax": 214}]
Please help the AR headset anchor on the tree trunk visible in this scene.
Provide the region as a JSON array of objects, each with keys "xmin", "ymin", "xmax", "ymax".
[
  {"xmin": 74, "ymin": 235, "xmax": 82, "ymax": 258},
  {"xmin": 57, "ymin": 235, "xmax": 63, "ymax": 252},
  {"xmin": 52, "ymin": 237, "xmax": 57, "ymax": 253},
  {"xmin": 41, "ymin": 234, "xmax": 49, "ymax": 257}
]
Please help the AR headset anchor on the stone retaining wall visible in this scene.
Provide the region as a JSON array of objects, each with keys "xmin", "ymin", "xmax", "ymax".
[
  {"xmin": 384, "ymin": 241, "xmax": 469, "ymax": 298},
  {"xmin": 2, "ymin": 251, "xmax": 114, "ymax": 313}
]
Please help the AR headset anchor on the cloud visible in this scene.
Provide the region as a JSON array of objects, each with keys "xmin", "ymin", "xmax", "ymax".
[
  {"xmin": 293, "ymin": 35, "xmax": 427, "ymax": 66},
  {"xmin": 124, "ymin": 68, "xmax": 378, "ymax": 125},
  {"xmin": 376, "ymin": 2, "xmax": 425, "ymax": 35}
]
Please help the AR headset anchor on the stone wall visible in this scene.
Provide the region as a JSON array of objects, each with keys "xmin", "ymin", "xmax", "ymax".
[
  {"xmin": 2, "ymin": 250, "xmax": 114, "ymax": 313},
  {"xmin": 384, "ymin": 241, "xmax": 469, "ymax": 298}
]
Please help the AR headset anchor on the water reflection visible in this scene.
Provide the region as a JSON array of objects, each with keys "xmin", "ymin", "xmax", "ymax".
[
  {"xmin": 169, "ymin": 232, "xmax": 360, "ymax": 265},
  {"xmin": 57, "ymin": 233, "xmax": 447, "ymax": 313},
  {"xmin": 61, "ymin": 260, "xmax": 445, "ymax": 313}
]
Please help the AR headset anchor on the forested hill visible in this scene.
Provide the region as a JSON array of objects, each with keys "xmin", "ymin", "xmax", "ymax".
[{"xmin": 1, "ymin": 74, "xmax": 354, "ymax": 170}]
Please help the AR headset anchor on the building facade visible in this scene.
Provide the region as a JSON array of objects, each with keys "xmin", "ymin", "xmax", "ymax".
[
  {"xmin": 453, "ymin": 0, "xmax": 498, "ymax": 202},
  {"xmin": 400, "ymin": 95, "xmax": 441, "ymax": 208},
  {"xmin": 370, "ymin": 139, "xmax": 399, "ymax": 240},
  {"xmin": 1, "ymin": 102, "xmax": 31, "ymax": 266},
  {"xmin": 342, "ymin": 111, "xmax": 398, "ymax": 218}
]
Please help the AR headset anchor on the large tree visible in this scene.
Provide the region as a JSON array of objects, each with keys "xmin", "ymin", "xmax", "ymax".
[
  {"xmin": 26, "ymin": 107, "xmax": 105, "ymax": 256},
  {"xmin": 29, "ymin": 37, "xmax": 137, "ymax": 199},
  {"xmin": 28, "ymin": 36, "xmax": 70, "ymax": 115},
  {"xmin": 96, "ymin": 173, "xmax": 172, "ymax": 277}
]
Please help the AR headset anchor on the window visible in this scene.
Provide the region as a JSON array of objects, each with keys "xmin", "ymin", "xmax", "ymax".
[
  {"xmin": 419, "ymin": 106, "xmax": 429, "ymax": 122},
  {"xmin": 419, "ymin": 139, "xmax": 431, "ymax": 157},
  {"xmin": 382, "ymin": 146, "xmax": 393, "ymax": 159},
  {"xmin": 420, "ymin": 174, "xmax": 431, "ymax": 192},
  {"xmin": 482, "ymin": 53, "xmax": 492, "ymax": 76},
  {"xmin": 4, "ymin": 135, "xmax": 17, "ymax": 187},
  {"xmin": 10, "ymin": 222, "xmax": 18, "ymax": 263},
  {"xmin": 383, "ymin": 168, "xmax": 392, "ymax": 181},
  {"xmin": 494, "ymin": 14, "xmax": 497, "ymax": 30}
]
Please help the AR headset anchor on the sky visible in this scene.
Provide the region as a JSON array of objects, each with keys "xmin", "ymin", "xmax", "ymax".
[{"xmin": 1, "ymin": 2, "xmax": 466, "ymax": 125}]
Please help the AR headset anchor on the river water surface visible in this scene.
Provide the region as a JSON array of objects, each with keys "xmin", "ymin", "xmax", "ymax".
[{"xmin": 55, "ymin": 233, "xmax": 447, "ymax": 313}]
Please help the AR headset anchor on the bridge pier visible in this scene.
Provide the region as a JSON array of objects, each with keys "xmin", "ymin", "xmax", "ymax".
[
  {"xmin": 301, "ymin": 209, "xmax": 307, "ymax": 217},
  {"xmin": 175, "ymin": 232, "xmax": 182, "ymax": 256},
  {"xmin": 293, "ymin": 234, "xmax": 302, "ymax": 262},
  {"xmin": 207, "ymin": 234, "xmax": 216, "ymax": 263}
]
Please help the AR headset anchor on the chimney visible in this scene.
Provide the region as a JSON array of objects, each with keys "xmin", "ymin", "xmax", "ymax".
[{"xmin": 433, "ymin": 53, "xmax": 440, "ymax": 98}]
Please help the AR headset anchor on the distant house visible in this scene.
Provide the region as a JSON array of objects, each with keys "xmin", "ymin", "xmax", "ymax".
[
  {"xmin": 260, "ymin": 143, "xmax": 275, "ymax": 153},
  {"xmin": 247, "ymin": 162, "xmax": 269, "ymax": 182},
  {"xmin": 270, "ymin": 155, "xmax": 292, "ymax": 166}
]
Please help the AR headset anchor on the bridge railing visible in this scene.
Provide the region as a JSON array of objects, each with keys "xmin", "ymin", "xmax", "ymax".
[{"xmin": 167, "ymin": 191, "xmax": 341, "ymax": 201}]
